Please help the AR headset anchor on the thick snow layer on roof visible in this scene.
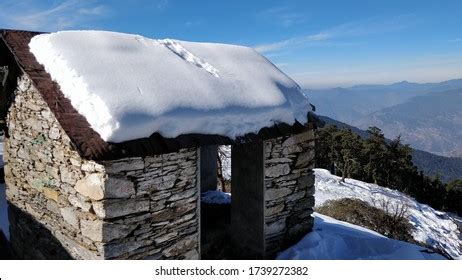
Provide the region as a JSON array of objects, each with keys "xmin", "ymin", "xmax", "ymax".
[{"xmin": 29, "ymin": 31, "xmax": 310, "ymax": 142}]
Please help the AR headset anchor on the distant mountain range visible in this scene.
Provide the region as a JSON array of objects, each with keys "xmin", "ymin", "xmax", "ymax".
[
  {"xmin": 319, "ymin": 115, "xmax": 462, "ymax": 183},
  {"xmin": 306, "ymin": 79, "xmax": 462, "ymax": 157}
]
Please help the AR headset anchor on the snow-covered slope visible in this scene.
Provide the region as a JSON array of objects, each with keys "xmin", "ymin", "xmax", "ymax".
[
  {"xmin": 29, "ymin": 31, "xmax": 310, "ymax": 142},
  {"xmin": 216, "ymin": 146, "xmax": 460, "ymax": 259},
  {"xmin": 200, "ymin": 189, "xmax": 447, "ymax": 259},
  {"xmin": 278, "ymin": 213, "xmax": 446, "ymax": 260},
  {"xmin": 314, "ymin": 168, "xmax": 461, "ymax": 259}
]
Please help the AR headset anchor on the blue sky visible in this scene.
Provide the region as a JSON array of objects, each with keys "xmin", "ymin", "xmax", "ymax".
[{"xmin": 0, "ymin": 0, "xmax": 461, "ymax": 88}]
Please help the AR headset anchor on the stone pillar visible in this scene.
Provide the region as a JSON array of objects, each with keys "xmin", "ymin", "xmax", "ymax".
[
  {"xmin": 231, "ymin": 141, "xmax": 265, "ymax": 258},
  {"xmin": 263, "ymin": 129, "xmax": 316, "ymax": 258},
  {"xmin": 199, "ymin": 145, "xmax": 218, "ymax": 193},
  {"xmin": 229, "ymin": 129, "xmax": 316, "ymax": 259}
]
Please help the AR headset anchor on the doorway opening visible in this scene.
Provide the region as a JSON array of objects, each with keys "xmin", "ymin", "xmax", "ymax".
[
  {"xmin": 200, "ymin": 142, "xmax": 265, "ymax": 259},
  {"xmin": 200, "ymin": 145, "xmax": 232, "ymax": 259}
]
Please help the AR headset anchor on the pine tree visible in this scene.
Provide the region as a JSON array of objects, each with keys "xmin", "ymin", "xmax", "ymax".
[{"xmin": 364, "ymin": 127, "xmax": 387, "ymax": 184}]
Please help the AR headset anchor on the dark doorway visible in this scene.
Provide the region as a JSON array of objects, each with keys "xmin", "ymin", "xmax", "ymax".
[
  {"xmin": 200, "ymin": 142, "xmax": 266, "ymax": 259},
  {"xmin": 200, "ymin": 145, "xmax": 232, "ymax": 259}
]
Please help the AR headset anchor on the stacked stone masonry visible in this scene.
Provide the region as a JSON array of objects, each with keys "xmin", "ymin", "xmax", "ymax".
[
  {"xmin": 4, "ymin": 74, "xmax": 200, "ymax": 259},
  {"xmin": 263, "ymin": 130, "xmax": 315, "ymax": 257}
]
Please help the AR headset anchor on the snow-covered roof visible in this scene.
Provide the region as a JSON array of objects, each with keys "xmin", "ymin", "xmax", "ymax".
[{"xmin": 28, "ymin": 30, "xmax": 310, "ymax": 143}]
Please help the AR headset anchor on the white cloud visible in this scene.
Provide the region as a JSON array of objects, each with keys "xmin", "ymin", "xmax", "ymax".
[
  {"xmin": 185, "ymin": 20, "xmax": 202, "ymax": 27},
  {"xmin": 255, "ymin": 32, "xmax": 329, "ymax": 52},
  {"xmin": 254, "ymin": 15, "xmax": 416, "ymax": 53},
  {"xmin": 155, "ymin": 0, "xmax": 170, "ymax": 10},
  {"xmin": 78, "ymin": 5, "xmax": 106, "ymax": 16},
  {"xmin": 0, "ymin": 0, "xmax": 108, "ymax": 31},
  {"xmin": 257, "ymin": 5, "xmax": 307, "ymax": 27}
]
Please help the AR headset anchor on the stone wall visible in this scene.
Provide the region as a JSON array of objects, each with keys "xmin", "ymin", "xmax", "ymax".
[
  {"xmin": 5, "ymin": 74, "xmax": 106, "ymax": 259},
  {"xmin": 4, "ymin": 74, "xmax": 200, "ymax": 259},
  {"xmin": 98, "ymin": 150, "xmax": 200, "ymax": 260},
  {"xmin": 263, "ymin": 129, "xmax": 315, "ymax": 257},
  {"xmin": 4, "ymin": 73, "xmax": 312, "ymax": 260}
]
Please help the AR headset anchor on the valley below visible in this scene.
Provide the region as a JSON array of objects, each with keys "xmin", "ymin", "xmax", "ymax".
[{"xmin": 307, "ymin": 79, "xmax": 462, "ymax": 158}]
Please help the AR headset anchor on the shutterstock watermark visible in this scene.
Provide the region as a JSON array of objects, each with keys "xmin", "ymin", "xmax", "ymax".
[
  {"xmin": 153, "ymin": 264, "xmax": 310, "ymax": 279},
  {"xmin": 155, "ymin": 266, "xmax": 240, "ymax": 276}
]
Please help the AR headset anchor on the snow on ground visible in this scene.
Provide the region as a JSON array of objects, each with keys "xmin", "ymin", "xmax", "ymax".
[
  {"xmin": 201, "ymin": 190, "xmax": 231, "ymax": 204},
  {"xmin": 200, "ymin": 190, "xmax": 445, "ymax": 259},
  {"xmin": 278, "ymin": 213, "xmax": 446, "ymax": 260},
  {"xmin": 314, "ymin": 168, "xmax": 462, "ymax": 259},
  {"xmin": 29, "ymin": 30, "xmax": 310, "ymax": 142},
  {"xmin": 214, "ymin": 148, "xmax": 460, "ymax": 259}
]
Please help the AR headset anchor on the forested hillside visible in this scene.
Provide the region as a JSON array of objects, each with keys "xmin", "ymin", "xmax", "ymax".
[
  {"xmin": 319, "ymin": 115, "xmax": 462, "ymax": 182},
  {"xmin": 315, "ymin": 125, "xmax": 462, "ymax": 215}
]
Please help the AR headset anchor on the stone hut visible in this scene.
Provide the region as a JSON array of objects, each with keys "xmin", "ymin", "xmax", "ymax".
[{"xmin": 0, "ymin": 30, "xmax": 316, "ymax": 259}]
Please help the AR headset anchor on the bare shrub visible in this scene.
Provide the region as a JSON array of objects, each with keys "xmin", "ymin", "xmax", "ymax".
[{"xmin": 316, "ymin": 198, "xmax": 415, "ymax": 243}]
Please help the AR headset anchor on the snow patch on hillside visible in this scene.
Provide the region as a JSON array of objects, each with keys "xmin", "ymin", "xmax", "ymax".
[
  {"xmin": 314, "ymin": 168, "xmax": 461, "ymax": 259},
  {"xmin": 216, "ymin": 148, "xmax": 460, "ymax": 259},
  {"xmin": 29, "ymin": 30, "xmax": 309, "ymax": 142},
  {"xmin": 278, "ymin": 213, "xmax": 446, "ymax": 260}
]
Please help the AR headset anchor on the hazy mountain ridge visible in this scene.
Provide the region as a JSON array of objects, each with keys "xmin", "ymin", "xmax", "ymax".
[
  {"xmin": 319, "ymin": 115, "xmax": 462, "ymax": 182},
  {"xmin": 355, "ymin": 89, "xmax": 462, "ymax": 157},
  {"xmin": 306, "ymin": 79, "xmax": 462, "ymax": 157}
]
